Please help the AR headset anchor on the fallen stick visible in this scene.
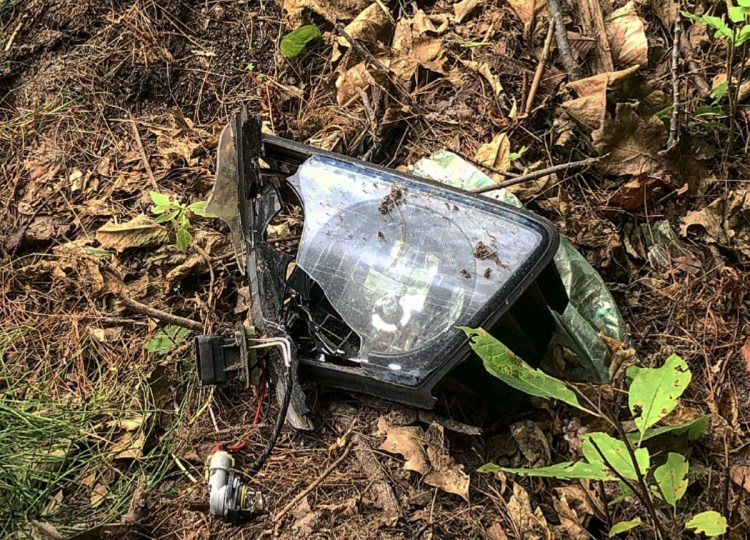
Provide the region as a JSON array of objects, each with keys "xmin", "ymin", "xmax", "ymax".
[
  {"xmin": 130, "ymin": 118, "xmax": 159, "ymax": 190},
  {"xmin": 471, "ymin": 155, "xmax": 603, "ymax": 194},
  {"xmin": 668, "ymin": 21, "xmax": 681, "ymax": 148},
  {"xmin": 546, "ymin": 0, "xmax": 580, "ymax": 81},
  {"xmin": 117, "ymin": 293, "xmax": 203, "ymax": 332},
  {"xmin": 272, "ymin": 444, "xmax": 352, "ymax": 523},
  {"xmin": 524, "ymin": 19, "xmax": 556, "ymax": 115}
]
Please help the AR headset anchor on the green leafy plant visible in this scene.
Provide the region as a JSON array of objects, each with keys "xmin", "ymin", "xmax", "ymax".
[
  {"xmin": 463, "ymin": 328, "xmax": 726, "ymax": 538},
  {"xmin": 508, "ymin": 145, "xmax": 528, "ymax": 162},
  {"xmin": 149, "ymin": 191, "xmax": 215, "ymax": 251},
  {"xmin": 683, "ymin": 2, "xmax": 750, "ymax": 155},
  {"xmin": 280, "ymin": 25, "xmax": 322, "ymax": 59}
]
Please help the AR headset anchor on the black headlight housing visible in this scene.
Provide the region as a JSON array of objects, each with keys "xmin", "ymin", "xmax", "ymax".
[{"xmin": 197, "ymin": 109, "xmax": 568, "ymax": 411}]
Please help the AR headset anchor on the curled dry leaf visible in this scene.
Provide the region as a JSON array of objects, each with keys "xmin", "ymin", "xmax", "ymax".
[
  {"xmin": 283, "ymin": 0, "xmax": 369, "ymax": 24},
  {"xmin": 552, "ymin": 486, "xmax": 597, "ymax": 540},
  {"xmin": 460, "ymin": 59, "xmax": 503, "ymax": 97},
  {"xmin": 96, "ymin": 214, "xmax": 169, "ymax": 252},
  {"xmin": 605, "ymin": 1, "xmax": 648, "ymax": 68},
  {"xmin": 453, "ymin": 0, "xmax": 482, "ymax": 24},
  {"xmin": 506, "ymin": 483, "xmax": 550, "ymax": 540},
  {"xmin": 474, "ymin": 133, "xmax": 511, "ymax": 180},
  {"xmin": 680, "ymin": 189, "xmax": 750, "ymax": 258},
  {"xmin": 506, "ymin": 0, "xmax": 542, "ymax": 26},
  {"xmin": 377, "ymin": 416, "xmax": 470, "ymax": 501},
  {"xmin": 337, "ymin": 3, "xmax": 392, "ymax": 46}
]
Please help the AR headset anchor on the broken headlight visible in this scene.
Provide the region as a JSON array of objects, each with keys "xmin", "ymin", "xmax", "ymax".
[{"xmin": 197, "ymin": 109, "xmax": 568, "ymax": 412}]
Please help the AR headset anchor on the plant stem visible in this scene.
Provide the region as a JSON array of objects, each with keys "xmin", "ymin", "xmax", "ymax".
[
  {"xmin": 610, "ymin": 416, "xmax": 667, "ymax": 539},
  {"xmin": 727, "ymin": 28, "xmax": 737, "ymax": 161}
]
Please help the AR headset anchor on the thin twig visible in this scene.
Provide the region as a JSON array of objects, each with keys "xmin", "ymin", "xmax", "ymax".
[
  {"xmin": 525, "ymin": 19, "xmax": 556, "ymax": 115},
  {"xmin": 472, "ymin": 155, "xmax": 603, "ymax": 194},
  {"xmin": 130, "ymin": 118, "xmax": 158, "ymax": 190},
  {"xmin": 546, "ymin": 0, "xmax": 580, "ymax": 81},
  {"xmin": 668, "ymin": 21, "xmax": 681, "ymax": 148},
  {"xmin": 117, "ymin": 293, "xmax": 203, "ymax": 331},
  {"xmin": 272, "ymin": 444, "xmax": 352, "ymax": 523},
  {"xmin": 454, "ymin": 151, "xmax": 520, "ymax": 179},
  {"xmin": 4, "ymin": 21, "xmax": 23, "ymax": 52}
]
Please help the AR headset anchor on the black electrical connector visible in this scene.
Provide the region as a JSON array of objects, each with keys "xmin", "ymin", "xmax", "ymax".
[{"xmin": 194, "ymin": 324, "xmax": 250, "ymax": 387}]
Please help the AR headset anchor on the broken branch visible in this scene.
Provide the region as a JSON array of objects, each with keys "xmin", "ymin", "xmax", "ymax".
[
  {"xmin": 472, "ymin": 155, "xmax": 603, "ymax": 194},
  {"xmin": 546, "ymin": 0, "xmax": 580, "ymax": 81},
  {"xmin": 668, "ymin": 21, "xmax": 681, "ymax": 148},
  {"xmin": 117, "ymin": 293, "xmax": 203, "ymax": 332},
  {"xmin": 524, "ymin": 19, "xmax": 556, "ymax": 115}
]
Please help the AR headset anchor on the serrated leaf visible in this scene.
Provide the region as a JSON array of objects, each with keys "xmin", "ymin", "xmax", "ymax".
[
  {"xmin": 631, "ymin": 416, "xmax": 708, "ymax": 443},
  {"xmin": 479, "ymin": 461, "xmax": 615, "ymax": 480},
  {"xmin": 582, "ymin": 432, "xmax": 650, "ymax": 480},
  {"xmin": 462, "ymin": 328, "xmax": 598, "ymax": 416},
  {"xmin": 609, "ymin": 518, "xmax": 641, "ymax": 537},
  {"xmin": 145, "ymin": 325, "xmax": 191, "ymax": 355},
  {"xmin": 685, "ymin": 511, "xmax": 727, "ymax": 536},
  {"xmin": 149, "ymin": 191, "xmax": 171, "ymax": 206},
  {"xmin": 654, "ymin": 453, "xmax": 688, "ymax": 508},
  {"xmin": 176, "ymin": 227, "xmax": 192, "ymax": 251},
  {"xmin": 629, "ymin": 355, "xmax": 691, "ymax": 444},
  {"xmin": 280, "ymin": 25, "xmax": 322, "ymax": 59}
]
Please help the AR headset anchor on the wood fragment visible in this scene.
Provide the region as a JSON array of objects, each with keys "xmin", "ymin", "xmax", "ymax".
[
  {"xmin": 472, "ymin": 156, "xmax": 603, "ymax": 194},
  {"xmin": 130, "ymin": 118, "xmax": 159, "ymax": 190},
  {"xmin": 678, "ymin": 28, "xmax": 711, "ymax": 97},
  {"xmin": 576, "ymin": 0, "xmax": 614, "ymax": 74},
  {"xmin": 668, "ymin": 21, "xmax": 681, "ymax": 148},
  {"xmin": 524, "ymin": 19, "xmax": 556, "ymax": 115},
  {"xmin": 117, "ymin": 293, "xmax": 203, "ymax": 331},
  {"xmin": 546, "ymin": 0, "xmax": 580, "ymax": 80},
  {"xmin": 4, "ymin": 21, "xmax": 23, "ymax": 52}
]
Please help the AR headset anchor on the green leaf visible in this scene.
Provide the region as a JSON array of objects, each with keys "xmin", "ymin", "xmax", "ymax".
[
  {"xmin": 609, "ymin": 481, "xmax": 634, "ymax": 506},
  {"xmin": 634, "ymin": 416, "xmax": 708, "ymax": 443},
  {"xmin": 150, "ymin": 204, "xmax": 172, "ymax": 215},
  {"xmin": 728, "ymin": 5, "xmax": 747, "ymax": 24},
  {"xmin": 653, "ymin": 453, "xmax": 689, "ymax": 509},
  {"xmin": 462, "ymin": 328, "xmax": 598, "ymax": 416},
  {"xmin": 737, "ymin": 24, "xmax": 750, "ymax": 45},
  {"xmin": 609, "ymin": 518, "xmax": 642, "ymax": 537},
  {"xmin": 509, "ymin": 145, "xmax": 528, "ymax": 162},
  {"xmin": 82, "ymin": 247, "xmax": 113, "ymax": 258},
  {"xmin": 710, "ymin": 81, "xmax": 730, "ymax": 103},
  {"xmin": 739, "ymin": 0, "xmax": 750, "ymax": 7},
  {"xmin": 149, "ymin": 191, "xmax": 171, "ymax": 207},
  {"xmin": 188, "ymin": 200, "xmax": 217, "ymax": 218},
  {"xmin": 176, "ymin": 227, "xmax": 192, "ymax": 251},
  {"xmin": 154, "ymin": 209, "xmax": 180, "ymax": 224},
  {"xmin": 479, "ymin": 461, "xmax": 615, "ymax": 480},
  {"xmin": 582, "ymin": 432, "xmax": 650, "ymax": 480},
  {"xmin": 145, "ymin": 325, "xmax": 191, "ymax": 355},
  {"xmin": 280, "ymin": 25, "xmax": 322, "ymax": 59},
  {"xmin": 628, "ymin": 354, "xmax": 691, "ymax": 444},
  {"xmin": 685, "ymin": 511, "xmax": 728, "ymax": 537}
]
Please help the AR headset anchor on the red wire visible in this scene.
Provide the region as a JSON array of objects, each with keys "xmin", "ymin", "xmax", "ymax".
[{"xmin": 225, "ymin": 376, "xmax": 267, "ymax": 453}]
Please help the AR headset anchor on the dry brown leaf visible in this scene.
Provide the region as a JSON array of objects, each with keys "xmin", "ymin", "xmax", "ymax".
[
  {"xmin": 606, "ymin": 2, "xmax": 648, "ymax": 68},
  {"xmin": 336, "ymin": 62, "xmax": 374, "ymax": 105},
  {"xmin": 96, "ymin": 214, "xmax": 169, "ymax": 252},
  {"xmin": 377, "ymin": 417, "xmax": 470, "ymax": 501},
  {"xmin": 378, "ymin": 416, "xmax": 430, "ymax": 474},
  {"xmin": 487, "ymin": 523, "xmax": 509, "ymax": 540},
  {"xmin": 712, "ymin": 73, "xmax": 750, "ymax": 103},
  {"xmin": 680, "ymin": 189, "xmax": 750, "ymax": 258},
  {"xmin": 337, "ymin": 3, "xmax": 391, "ymax": 46},
  {"xmin": 593, "ymin": 103, "xmax": 667, "ymax": 176},
  {"xmin": 608, "ymin": 176, "xmax": 662, "ymax": 210},
  {"xmin": 453, "ymin": 0, "xmax": 482, "ymax": 23},
  {"xmin": 731, "ymin": 464, "xmax": 750, "ymax": 493},
  {"xmin": 110, "ymin": 428, "xmax": 145, "ymax": 460},
  {"xmin": 552, "ymin": 486, "xmax": 597, "ymax": 540},
  {"xmin": 507, "ymin": 0, "xmax": 541, "ymax": 26},
  {"xmin": 283, "ymin": 0, "xmax": 369, "ymax": 24},
  {"xmin": 474, "ymin": 133, "xmax": 511, "ymax": 180},
  {"xmin": 636, "ymin": 0, "xmax": 679, "ymax": 28},
  {"xmin": 461, "ymin": 59, "xmax": 503, "ymax": 96},
  {"xmin": 563, "ymin": 66, "xmax": 640, "ymax": 131},
  {"xmin": 741, "ymin": 338, "xmax": 750, "ymax": 372},
  {"xmin": 147, "ymin": 113, "xmax": 215, "ymax": 168},
  {"xmin": 90, "ymin": 478, "xmax": 109, "ymax": 508},
  {"xmin": 506, "ymin": 483, "xmax": 550, "ymax": 540}
]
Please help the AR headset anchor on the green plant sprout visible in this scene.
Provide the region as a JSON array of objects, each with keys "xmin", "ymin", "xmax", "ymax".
[
  {"xmin": 149, "ymin": 191, "xmax": 215, "ymax": 251},
  {"xmin": 462, "ymin": 327, "xmax": 727, "ymax": 539}
]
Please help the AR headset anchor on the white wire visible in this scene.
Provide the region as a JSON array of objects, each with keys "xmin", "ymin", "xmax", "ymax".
[{"xmin": 247, "ymin": 336, "xmax": 292, "ymax": 367}]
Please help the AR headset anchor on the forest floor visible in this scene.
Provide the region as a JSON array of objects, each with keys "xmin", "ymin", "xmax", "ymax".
[{"xmin": 2, "ymin": 0, "xmax": 750, "ymax": 538}]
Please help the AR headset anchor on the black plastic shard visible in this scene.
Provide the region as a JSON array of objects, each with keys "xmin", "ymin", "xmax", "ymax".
[{"xmin": 197, "ymin": 108, "xmax": 569, "ymax": 414}]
